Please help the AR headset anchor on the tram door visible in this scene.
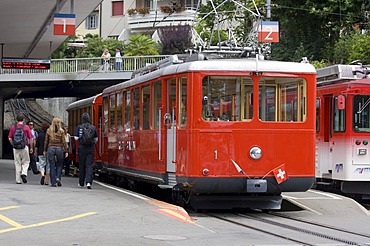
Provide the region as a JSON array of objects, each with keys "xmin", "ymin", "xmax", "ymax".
[
  {"xmin": 322, "ymin": 95, "xmax": 333, "ymax": 174},
  {"xmin": 164, "ymin": 79, "xmax": 177, "ymax": 177}
]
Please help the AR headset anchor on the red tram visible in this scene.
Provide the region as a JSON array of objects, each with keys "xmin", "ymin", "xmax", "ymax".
[
  {"xmin": 316, "ymin": 64, "xmax": 370, "ymax": 199},
  {"xmin": 66, "ymin": 94, "xmax": 103, "ymax": 166},
  {"xmin": 68, "ymin": 54, "xmax": 317, "ymax": 209}
]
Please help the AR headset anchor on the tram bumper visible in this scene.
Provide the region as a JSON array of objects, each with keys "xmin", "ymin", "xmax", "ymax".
[{"xmin": 189, "ymin": 194, "xmax": 282, "ymax": 210}]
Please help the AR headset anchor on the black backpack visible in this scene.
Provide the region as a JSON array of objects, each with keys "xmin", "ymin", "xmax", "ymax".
[
  {"xmin": 79, "ymin": 123, "xmax": 95, "ymax": 146},
  {"xmin": 13, "ymin": 124, "xmax": 26, "ymax": 149}
]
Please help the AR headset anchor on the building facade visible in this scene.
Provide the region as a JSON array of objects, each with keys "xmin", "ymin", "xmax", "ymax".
[{"xmin": 76, "ymin": 0, "xmax": 202, "ymax": 41}]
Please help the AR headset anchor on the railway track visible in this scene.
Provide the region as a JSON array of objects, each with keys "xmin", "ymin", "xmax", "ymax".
[
  {"xmin": 7, "ymin": 99, "xmax": 53, "ymax": 128},
  {"xmin": 205, "ymin": 211, "xmax": 370, "ymax": 245}
]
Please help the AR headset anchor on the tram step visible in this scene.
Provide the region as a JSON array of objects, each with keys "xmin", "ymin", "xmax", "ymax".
[
  {"xmin": 316, "ymin": 181, "xmax": 332, "ymax": 186},
  {"xmin": 168, "ymin": 172, "xmax": 177, "ymax": 186},
  {"xmin": 158, "ymin": 184, "xmax": 174, "ymax": 189}
]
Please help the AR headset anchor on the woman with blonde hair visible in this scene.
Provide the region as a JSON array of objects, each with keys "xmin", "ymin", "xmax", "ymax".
[
  {"xmin": 43, "ymin": 117, "xmax": 68, "ymax": 187},
  {"xmin": 101, "ymin": 48, "xmax": 111, "ymax": 72}
]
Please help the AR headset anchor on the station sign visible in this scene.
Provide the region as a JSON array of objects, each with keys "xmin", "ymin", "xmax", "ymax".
[
  {"xmin": 54, "ymin": 13, "xmax": 76, "ymax": 36},
  {"xmin": 258, "ymin": 21, "xmax": 279, "ymax": 43},
  {"xmin": 1, "ymin": 58, "xmax": 51, "ymax": 69}
]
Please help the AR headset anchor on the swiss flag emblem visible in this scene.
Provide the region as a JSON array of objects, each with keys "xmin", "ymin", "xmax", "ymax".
[{"xmin": 273, "ymin": 164, "xmax": 288, "ymax": 184}]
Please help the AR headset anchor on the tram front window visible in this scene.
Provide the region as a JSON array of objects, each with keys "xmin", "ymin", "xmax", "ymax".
[
  {"xmin": 202, "ymin": 76, "xmax": 253, "ymax": 121},
  {"xmin": 353, "ymin": 95, "xmax": 370, "ymax": 132},
  {"xmin": 259, "ymin": 77, "xmax": 307, "ymax": 122}
]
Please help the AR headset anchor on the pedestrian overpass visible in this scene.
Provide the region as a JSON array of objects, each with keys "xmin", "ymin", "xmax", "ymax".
[
  {"xmin": 0, "ymin": 56, "xmax": 168, "ymax": 99},
  {"xmin": 0, "ymin": 55, "xmax": 168, "ymax": 158}
]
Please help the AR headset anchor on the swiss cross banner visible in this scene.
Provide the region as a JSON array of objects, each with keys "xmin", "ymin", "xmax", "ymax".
[
  {"xmin": 272, "ymin": 164, "xmax": 288, "ymax": 184},
  {"xmin": 258, "ymin": 21, "xmax": 279, "ymax": 43},
  {"xmin": 54, "ymin": 13, "xmax": 76, "ymax": 36}
]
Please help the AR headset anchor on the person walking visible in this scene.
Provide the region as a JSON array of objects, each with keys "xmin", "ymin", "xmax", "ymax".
[
  {"xmin": 35, "ymin": 122, "xmax": 50, "ymax": 185},
  {"xmin": 8, "ymin": 114, "xmax": 34, "ymax": 184},
  {"xmin": 44, "ymin": 117, "xmax": 68, "ymax": 187},
  {"xmin": 114, "ymin": 47, "xmax": 123, "ymax": 72},
  {"xmin": 74, "ymin": 112, "xmax": 98, "ymax": 189},
  {"xmin": 101, "ymin": 48, "xmax": 111, "ymax": 72},
  {"xmin": 27, "ymin": 120, "xmax": 40, "ymax": 175},
  {"xmin": 63, "ymin": 126, "xmax": 72, "ymax": 176}
]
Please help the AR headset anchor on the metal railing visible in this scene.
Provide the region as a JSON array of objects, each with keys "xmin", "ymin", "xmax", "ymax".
[{"xmin": 0, "ymin": 55, "xmax": 170, "ymax": 74}]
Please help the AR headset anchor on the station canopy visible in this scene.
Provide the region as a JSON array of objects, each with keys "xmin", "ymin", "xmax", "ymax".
[{"xmin": 0, "ymin": 0, "xmax": 102, "ymax": 59}]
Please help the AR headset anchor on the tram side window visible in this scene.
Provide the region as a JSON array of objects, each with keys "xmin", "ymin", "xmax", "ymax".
[
  {"xmin": 259, "ymin": 78, "xmax": 306, "ymax": 122},
  {"xmin": 179, "ymin": 77, "xmax": 187, "ymax": 128},
  {"xmin": 124, "ymin": 91, "xmax": 131, "ymax": 131},
  {"xmin": 202, "ymin": 76, "xmax": 253, "ymax": 121},
  {"xmin": 116, "ymin": 92, "xmax": 123, "ymax": 132},
  {"xmin": 109, "ymin": 95, "xmax": 115, "ymax": 131},
  {"xmin": 103, "ymin": 97, "xmax": 109, "ymax": 133},
  {"xmin": 142, "ymin": 85, "xmax": 150, "ymax": 130},
  {"xmin": 333, "ymin": 96, "xmax": 345, "ymax": 132},
  {"xmin": 353, "ymin": 95, "xmax": 370, "ymax": 132},
  {"xmin": 133, "ymin": 87, "xmax": 140, "ymax": 130},
  {"xmin": 167, "ymin": 79, "xmax": 176, "ymax": 128},
  {"xmin": 152, "ymin": 81, "xmax": 162, "ymax": 130}
]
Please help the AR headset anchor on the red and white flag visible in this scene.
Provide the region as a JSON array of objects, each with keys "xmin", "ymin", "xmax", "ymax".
[{"xmin": 272, "ymin": 164, "xmax": 288, "ymax": 184}]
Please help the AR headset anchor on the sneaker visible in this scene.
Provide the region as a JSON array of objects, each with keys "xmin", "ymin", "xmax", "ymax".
[
  {"xmin": 21, "ymin": 174, "xmax": 27, "ymax": 183},
  {"xmin": 56, "ymin": 179, "xmax": 62, "ymax": 187},
  {"xmin": 40, "ymin": 176, "xmax": 45, "ymax": 185},
  {"xmin": 16, "ymin": 182, "xmax": 22, "ymax": 184},
  {"xmin": 51, "ymin": 184, "xmax": 57, "ymax": 187},
  {"xmin": 86, "ymin": 183, "xmax": 91, "ymax": 189},
  {"xmin": 78, "ymin": 183, "xmax": 82, "ymax": 188}
]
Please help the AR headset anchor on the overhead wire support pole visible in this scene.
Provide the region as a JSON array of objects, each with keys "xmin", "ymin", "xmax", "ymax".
[{"xmin": 70, "ymin": 0, "xmax": 75, "ymax": 14}]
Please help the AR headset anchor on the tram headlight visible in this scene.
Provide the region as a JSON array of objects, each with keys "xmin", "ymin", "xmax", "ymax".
[{"xmin": 250, "ymin": 147, "xmax": 262, "ymax": 160}]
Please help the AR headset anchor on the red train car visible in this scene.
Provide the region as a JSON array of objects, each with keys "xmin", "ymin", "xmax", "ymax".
[
  {"xmin": 95, "ymin": 54, "xmax": 316, "ymax": 210},
  {"xmin": 316, "ymin": 64, "xmax": 370, "ymax": 199},
  {"xmin": 66, "ymin": 94, "xmax": 103, "ymax": 167}
]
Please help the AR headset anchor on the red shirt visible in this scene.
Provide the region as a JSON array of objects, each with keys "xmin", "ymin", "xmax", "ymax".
[{"xmin": 8, "ymin": 123, "xmax": 33, "ymax": 146}]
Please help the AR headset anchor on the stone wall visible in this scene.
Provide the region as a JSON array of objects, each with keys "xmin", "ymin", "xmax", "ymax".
[{"xmin": 36, "ymin": 97, "xmax": 77, "ymax": 125}]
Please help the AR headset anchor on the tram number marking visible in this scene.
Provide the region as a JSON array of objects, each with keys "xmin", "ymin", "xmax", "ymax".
[
  {"xmin": 258, "ymin": 21, "xmax": 279, "ymax": 43},
  {"xmin": 264, "ymin": 26, "xmax": 273, "ymax": 41}
]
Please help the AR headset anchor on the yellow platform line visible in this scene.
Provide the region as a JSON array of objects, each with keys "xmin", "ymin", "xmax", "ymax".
[
  {"xmin": 0, "ymin": 212, "xmax": 96, "ymax": 234},
  {"xmin": 0, "ymin": 214, "xmax": 23, "ymax": 227},
  {"xmin": 0, "ymin": 206, "xmax": 20, "ymax": 211}
]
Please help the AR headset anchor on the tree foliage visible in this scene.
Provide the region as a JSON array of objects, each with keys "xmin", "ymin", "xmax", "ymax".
[
  {"xmin": 333, "ymin": 31, "xmax": 370, "ymax": 64},
  {"xmin": 81, "ymin": 34, "xmax": 124, "ymax": 57},
  {"xmin": 196, "ymin": 0, "xmax": 264, "ymax": 47},
  {"xmin": 271, "ymin": 0, "xmax": 370, "ymax": 63},
  {"xmin": 122, "ymin": 34, "xmax": 160, "ymax": 56},
  {"xmin": 158, "ymin": 25, "xmax": 193, "ymax": 54}
]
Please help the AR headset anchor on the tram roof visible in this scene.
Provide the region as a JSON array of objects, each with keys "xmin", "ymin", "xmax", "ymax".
[
  {"xmin": 66, "ymin": 93, "xmax": 101, "ymax": 111},
  {"xmin": 103, "ymin": 58, "xmax": 316, "ymax": 95}
]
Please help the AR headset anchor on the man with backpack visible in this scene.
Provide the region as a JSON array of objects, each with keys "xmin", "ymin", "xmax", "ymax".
[
  {"xmin": 8, "ymin": 114, "xmax": 34, "ymax": 184},
  {"xmin": 74, "ymin": 112, "xmax": 98, "ymax": 189}
]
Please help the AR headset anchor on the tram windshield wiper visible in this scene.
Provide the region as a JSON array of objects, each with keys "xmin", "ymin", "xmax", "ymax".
[{"xmin": 357, "ymin": 98, "xmax": 370, "ymax": 114}]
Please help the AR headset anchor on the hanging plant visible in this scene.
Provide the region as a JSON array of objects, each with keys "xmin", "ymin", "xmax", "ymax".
[
  {"xmin": 137, "ymin": 7, "xmax": 150, "ymax": 15},
  {"xmin": 128, "ymin": 8, "xmax": 137, "ymax": 16},
  {"xmin": 160, "ymin": 6, "xmax": 174, "ymax": 14}
]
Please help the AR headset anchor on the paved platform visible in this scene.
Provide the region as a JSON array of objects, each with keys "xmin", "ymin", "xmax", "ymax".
[
  {"xmin": 1, "ymin": 159, "xmax": 369, "ymax": 245},
  {"xmin": 0, "ymin": 159, "xmax": 199, "ymax": 246}
]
